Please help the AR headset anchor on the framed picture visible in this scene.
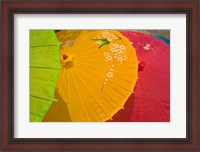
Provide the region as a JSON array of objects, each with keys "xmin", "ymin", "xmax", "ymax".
[{"xmin": 1, "ymin": 0, "xmax": 199, "ymax": 151}]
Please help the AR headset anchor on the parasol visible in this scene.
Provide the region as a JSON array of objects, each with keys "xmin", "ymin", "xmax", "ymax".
[
  {"xmin": 30, "ymin": 30, "xmax": 61, "ymax": 122},
  {"xmin": 45, "ymin": 30, "xmax": 139, "ymax": 122},
  {"xmin": 123, "ymin": 31, "xmax": 170, "ymax": 122},
  {"xmin": 110, "ymin": 31, "xmax": 170, "ymax": 122},
  {"xmin": 152, "ymin": 34, "xmax": 170, "ymax": 46}
]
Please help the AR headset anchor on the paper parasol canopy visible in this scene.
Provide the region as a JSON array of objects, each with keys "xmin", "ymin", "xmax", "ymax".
[
  {"xmin": 44, "ymin": 30, "xmax": 139, "ymax": 122},
  {"xmin": 121, "ymin": 31, "xmax": 170, "ymax": 122},
  {"xmin": 30, "ymin": 30, "xmax": 61, "ymax": 122}
]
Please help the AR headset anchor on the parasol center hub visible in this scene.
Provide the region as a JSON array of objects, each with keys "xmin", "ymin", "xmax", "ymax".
[
  {"xmin": 62, "ymin": 54, "xmax": 68, "ymax": 60},
  {"xmin": 138, "ymin": 61, "xmax": 145, "ymax": 71},
  {"xmin": 61, "ymin": 54, "xmax": 75, "ymax": 64}
]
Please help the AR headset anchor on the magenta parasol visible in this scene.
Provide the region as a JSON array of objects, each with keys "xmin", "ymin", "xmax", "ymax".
[{"xmin": 110, "ymin": 31, "xmax": 170, "ymax": 122}]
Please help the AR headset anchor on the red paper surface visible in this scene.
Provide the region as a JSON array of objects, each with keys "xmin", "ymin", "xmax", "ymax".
[{"xmin": 109, "ymin": 31, "xmax": 170, "ymax": 122}]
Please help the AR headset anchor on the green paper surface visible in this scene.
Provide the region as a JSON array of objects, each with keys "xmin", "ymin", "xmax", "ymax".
[{"xmin": 30, "ymin": 30, "xmax": 60, "ymax": 122}]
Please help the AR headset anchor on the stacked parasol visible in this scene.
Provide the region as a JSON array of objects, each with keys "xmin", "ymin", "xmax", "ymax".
[{"xmin": 30, "ymin": 30, "xmax": 170, "ymax": 122}]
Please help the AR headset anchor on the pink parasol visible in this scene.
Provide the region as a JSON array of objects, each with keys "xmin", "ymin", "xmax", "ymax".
[{"xmin": 109, "ymin": 31, "xmax": 170, "ymax": 122}]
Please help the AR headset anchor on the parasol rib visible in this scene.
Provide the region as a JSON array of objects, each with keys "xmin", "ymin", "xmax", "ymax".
[
  {"xmin": 71, "ymin": 66, "xmax": 114, "ymax": 119},
  {"xmin": 30, "ymin": 43, "xmax": 62, "ymax": 47},
  {"xmin": 102, "ymin": 89, "xmax": 125, "ymax": 108},
  {"xmin": 30, "ymin": 65, "xmax": 62, "ymax": 70},
  {"xmin": 30, "ymin": 94, "xmax": 58, "ymax": 102},
  {"xmin": 76, "ymin": 43, "xmax": 99, "ymax": 58},
  {"xmin": 68, "ymin": 68, "xmax": 89, "ymax": 121},
  {"xmin": 77, "ymin": 53, "xmax": 103, "ymax": 59},
  {"xmin": 75, "ymin": 63, "xmax": 133, "ymax": 92},
  {"xmin": 76, "ymin": 61, "xmax": 135, "ymax": 78},
  {"xmin": 73, "ymin": 66, "xmax": 127, "ymax": 109},
  {"xmin": 67, "ymin": 69, "xmax": 71, "ymax": 105}
]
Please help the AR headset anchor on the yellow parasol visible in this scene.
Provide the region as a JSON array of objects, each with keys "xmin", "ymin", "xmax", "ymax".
[{"xmin": 45, "ymin": 30, "xmax": 138, "ymax": 122}]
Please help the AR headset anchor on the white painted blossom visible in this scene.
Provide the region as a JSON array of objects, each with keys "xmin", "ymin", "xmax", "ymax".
[
  {"xmin": 93, "ymin": 31, "xmax": 130, "ymax": 86},
  {"xmin": 106, "ymin": 54, "xmax": 112, "ymax": 61},
  {"xmin": 95, "ymin": 41, "xmax": 103, "ymax": 44},
  {"xmin": 120, "ymin": 45, "xmax": 125, "ymax": 50},
  {"xmin": 143, "ymin": 46, "xmax": 150, "ymax": 50},
  {"xmin": 117, "ymin": 56, "xmax": 123, "ymax": 62},
  {"xmin": 101, "ymin": 31, "xmax": 118, "ymax": 41},
  {"xmin": 107, "ymin": 43, "xmax": 128, "ymax": 64},
  {"xmin": 106, "ymin": 71, "xmax": 113, "ymax": 78},
  {"xmin": 143, "ymin": 43, "xmax": 152, "ymax": 51},
  {"xmin": 146, "ymin": 44, "xmax": 151, "ymax": 47},
  {"xmin": 123, "ymin": 55, "xmax": 128, "ymax": 60}
]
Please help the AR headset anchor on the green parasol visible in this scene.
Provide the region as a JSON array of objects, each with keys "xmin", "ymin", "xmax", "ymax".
[{"xmin": 30, "ymin": 30, "xmax": 60, "ymax": 122}]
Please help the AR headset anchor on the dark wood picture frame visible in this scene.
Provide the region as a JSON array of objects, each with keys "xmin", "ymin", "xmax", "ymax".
[{"xmin": 1, "ymin": 0, "xmax": 199, "ymax": 151}]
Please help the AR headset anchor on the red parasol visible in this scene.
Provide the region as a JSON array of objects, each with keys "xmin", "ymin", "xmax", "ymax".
[{"xmin": 109, "ymin": 31, "xmax": 170, "ymax": 122}]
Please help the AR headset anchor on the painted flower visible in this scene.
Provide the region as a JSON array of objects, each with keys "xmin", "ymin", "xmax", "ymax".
[
  {"xmin": 106, "ymin": 54, "xmax": 112, "ymax": 61},
  {"xmin": 120, "ymin": 45, "xmax": 125, "ymax": 50},
  {"xmin": 143, "ymin": 44, "xmax": 152, "ymax": 50},
  {"xmin": 117, "ymin": 55, "xmax": 123, "ymax": 62},
  {"xmin": 101, "ymin": 31, "xmax": 118, "ymax": 41},
  {"xmin": 123, "ymin": 55, "xmax": 128, "ymax": 60},
  {"xmin": 95, "ymin": 41, "xmax": 103, "ymax": 44},
  {"xmin": 106, "ymin": 71, "xmax": 113, "ymax": 78},
  {"xmin": 143, "ymin": 46, "xmax": 150, "ymax": 50}
]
